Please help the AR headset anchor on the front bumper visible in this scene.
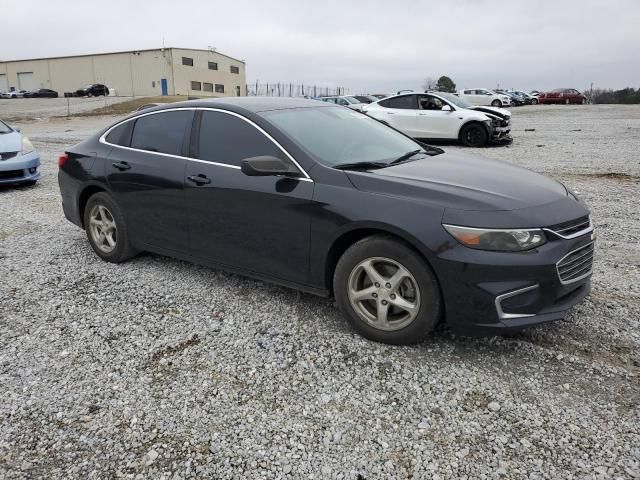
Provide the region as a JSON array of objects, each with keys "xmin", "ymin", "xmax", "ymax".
[
  {"xmin": 0, "ymin": 151, "xmax": 40, "ymax": 185},
  {"xmin": 431, "ymin": 229, "xmax": 594, "ymax": 336}
]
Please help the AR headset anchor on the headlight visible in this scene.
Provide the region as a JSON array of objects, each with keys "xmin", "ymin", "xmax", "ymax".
[
  {"xmin": 21, "ymin": 136, "xmax": 35, "ymax": 155},
  {"xmin": 443, "ymin": 224, "xmax": 546, "ymax": 252}
]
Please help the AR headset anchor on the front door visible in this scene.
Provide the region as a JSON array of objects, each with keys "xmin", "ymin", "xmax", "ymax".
[
  {"xmin": 106, "ymin": 109, "xmax": 193, "ymax": 253},
  {"xmin": 415, "ymin": 95, "xmax": 460, "ymax": 139},
  {"xmin": 184, "ymin": 110, "xmax": 313, "ymax": 284}
]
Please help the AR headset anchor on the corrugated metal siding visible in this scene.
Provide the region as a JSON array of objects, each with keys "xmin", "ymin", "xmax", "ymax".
[{"xmin": 0, "ymin": 48, "xmax": 245, "ymax": 97}]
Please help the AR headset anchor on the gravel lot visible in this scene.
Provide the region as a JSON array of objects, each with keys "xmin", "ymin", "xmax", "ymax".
[{"xmin": 1, "ymin": 103, "xmax": 639, "ymax": 479}]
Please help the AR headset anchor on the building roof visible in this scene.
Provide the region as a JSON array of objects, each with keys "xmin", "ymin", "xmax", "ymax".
[{"xmin": 0, "ymin": 47, "xmax": 245, "ymax": 65}]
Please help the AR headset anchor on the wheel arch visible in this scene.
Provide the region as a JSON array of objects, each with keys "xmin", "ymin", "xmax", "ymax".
[
  {"xmin": 324, "ymin": 224, "xmax": 437, "ymax": 296},
  {"xmin": 458, "ymin": 119, "xmax": 491, "ymax": 143},
  {"xmin": 78, "ymin": 184, "xmax": 107, "ymax": 227}
]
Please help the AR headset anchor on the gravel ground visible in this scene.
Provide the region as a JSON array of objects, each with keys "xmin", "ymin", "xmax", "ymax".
[
  {"xmin": 0, "ymin": 96, "xmax": 133, "ymax": 123},
  {"xmin": 1, "ymin": 103, "xmax": 639, "ymax": 479}
]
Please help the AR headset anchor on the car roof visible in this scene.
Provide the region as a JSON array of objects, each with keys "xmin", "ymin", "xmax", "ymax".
[{"xmin": 153, "ymin": 96, "xmax": 331, "ymax": 113}]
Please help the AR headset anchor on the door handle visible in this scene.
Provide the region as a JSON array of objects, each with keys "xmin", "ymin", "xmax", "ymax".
[
  {"xmin": 187, "ymin": 174, "xmax": 211, "ymax": 186},
  {"xmin": 112, "ymin": 161, "xmax": 131, "ymax": 171}
]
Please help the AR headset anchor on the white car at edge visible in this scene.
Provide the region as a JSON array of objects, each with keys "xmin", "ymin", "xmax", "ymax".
[
  {"xmin": 457, "ymin": 88, "xmax": 511, "ymax": 107},
  {"xmin": 363, "ymin": 91, "xmax": 511, "ymax": 147}
]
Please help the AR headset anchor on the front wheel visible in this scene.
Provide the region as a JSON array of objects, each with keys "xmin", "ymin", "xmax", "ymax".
[
  {"xmin": 334, "ymin": 235, "xmax": 441, "ymax": 345},
  {"xmin": 84, "ymin": 192, "xmax": 137, "ymax": 263},
  {"xmin": 459, "ymin": 122, "xmax": 489, "ymax": 147},
  {"xmin": 491, "ymin": 99, "xmax": 501, "ymax": 107},
  {"xmin": 532, "ymin": 98, "xmax": 538, "ymax": 105}
]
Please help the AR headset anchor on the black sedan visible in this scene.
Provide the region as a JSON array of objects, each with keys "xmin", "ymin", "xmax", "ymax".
[
  {"xmin": 76, "ymin": 84, "xmax": 109, "ymax": 97},
  {"xmin": 23, "ymin": 88, "xmax": 59, "ymax": 98},
  {"xmin": 58, "ymin": 98, "xmax": 594, "ymax": 344}
]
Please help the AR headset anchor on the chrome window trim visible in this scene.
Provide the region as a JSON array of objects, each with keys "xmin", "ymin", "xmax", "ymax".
[
  {"xmin": 543, "ymin": 216, "xmax": 593, "ymax": 240},
  {"xmin": 495, "ymin": 284, "xmax": 539, "ymax": 320},
  {"xmin": 556, "ymin": 242, "xmax": 595, "ymax": 285},
  {"xmin": 98, "ymin": 106, "xmax": 313, "ymax": 182}
]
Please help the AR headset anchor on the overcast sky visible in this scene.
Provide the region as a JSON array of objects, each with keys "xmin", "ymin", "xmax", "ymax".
[{"xmin": 2, "ymin": 0, "xmax": 639, "ymax": 93}]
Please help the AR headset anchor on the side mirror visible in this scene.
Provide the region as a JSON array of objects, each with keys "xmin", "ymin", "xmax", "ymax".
[
  {"xmin": 14, "ymin": 127, "xmax": 21, "ymax": 132},
  {"xmin": 241, "ymin": 156, "xmax": 300, "ymax": 177},
  {"xmin": 441, "ymin": 105, "xmax": 452, "ymax": 112}
]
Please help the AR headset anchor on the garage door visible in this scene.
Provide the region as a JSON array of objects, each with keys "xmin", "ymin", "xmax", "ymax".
[
  {"xmin": 17, "ymin": 72, "xmax": 37, "ymax": 91},
  {"xmin": 0, "ymin": 74, "xmax": 7, "ymax": 92}
]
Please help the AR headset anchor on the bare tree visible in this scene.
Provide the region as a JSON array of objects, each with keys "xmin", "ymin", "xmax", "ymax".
[{"xmin": 422, "ymin": 77, "xmax": 437, "ymax": 91}]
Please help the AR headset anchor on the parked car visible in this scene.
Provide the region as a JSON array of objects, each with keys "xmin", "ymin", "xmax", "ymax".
[
  {"xmin": 1, "ymin": 90, "xmax": 27, "ymax": 99},
  {"xmin": 353, "ymin": 95, "xmax": 380, "ymax": 104},
  {"xmin": 0, "ymin": 118, "xmax": 40, "ymax": 186},
  {"xmin": 370, "ymin": 94, "xmax": 390, "ymax": 99},
  {"xmin": 319, "ymin": 95, "xmax": 365, "ymax": 111},
  {"xmin": 23, "ymin": 89, "xmax": 59, "ymax": 98},
  {"xmin": 509, "ymin": 90, "xmax": 537, "ymax": 105},
  {"xmin": 539, "ymin": 88, "xmax": 587, "ymax": 105},
  {"xmin": 76, "ymin": 84, "xmax": 109, "ymax": 97},
  {"xmin": 58, "ymin": 98, "xmax": 593, "ymax": 344},
  {"xmin": 458, "ymin": 89, "xmax": 511, "ymax": 107},
  {"xmin": 363, "ymin": 92, "xmax": 511, "ymax": 147},
  {"xmin": 496, "ymin": 90, "xmax": 525, "ymax": 106}
]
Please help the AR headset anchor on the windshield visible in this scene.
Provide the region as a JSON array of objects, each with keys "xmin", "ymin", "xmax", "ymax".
[
  {"xmin": 0, "ymin": 120, "xmax": 12, "ymax": 134},
  {"xmin": 261, "ymin": 106, "xmax": 427, "ymax": 167},
  {"xmin": 435, "ymin": 93, "xmax": 473, "ymax": 109}
]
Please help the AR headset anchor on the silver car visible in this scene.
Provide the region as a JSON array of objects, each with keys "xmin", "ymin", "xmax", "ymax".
[{"xmin": 0, "ymin": 119, "xmax": 40, "ymax": 185}]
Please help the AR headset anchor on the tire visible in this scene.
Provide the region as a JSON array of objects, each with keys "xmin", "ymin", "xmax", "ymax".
[
  {"xmin": 581, "ymin": 98, "xmax": 586, "ymax": 105},
  {"xmin": 459, "ymin": 122, "xmax": 489, "ymax": 147},
  {"xmin": 532, "ymin": 98, "xmax": 538, "ymax": 105},
  {"xmin": 333, "ymin": 235, "xmax": 441, "ymax": 345},
  {"xmin": 83, "ymin": 192, "xmax": 137, "ymax": 263},
  {"xmin": 491, "ymin": 99, "xmax": 501, "ymax": 107},
  {"xmin": 565, "ymin": 99, "xmax": 570, "ymax": 105}
]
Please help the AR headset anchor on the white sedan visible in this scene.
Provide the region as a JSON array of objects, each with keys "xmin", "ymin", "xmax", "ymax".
[
  {"xmin": 457, "ymin": 88, "xmax": 511, "ymax": 107},
  {"xmin": 363, "ymin": 92, "xmax": 511, "ymax": 147}
]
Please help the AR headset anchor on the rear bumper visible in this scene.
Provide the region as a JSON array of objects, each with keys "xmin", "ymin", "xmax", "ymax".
[
  {"xmin": 58, "ymin": 169, "xmax": 84, "ymax": 227},
  {"xmin": 0, "ymin": 152, "xmax": 40, "ymax": 184}
]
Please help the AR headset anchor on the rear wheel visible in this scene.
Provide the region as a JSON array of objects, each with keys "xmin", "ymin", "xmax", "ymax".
[
  {"xmin": 334, "ymin": 235, "xmax": 441, "ymax": 345},
  {"xmin": 84, "ymin": 192, "xmax": 137, "ymax": 263},
  {"xmin": 460, "ymin": 122, "xmax": 489, "ymax": 147},
  {"xmin": 491, "ymin": 99, "xmax": 501, "ymax": 107}
]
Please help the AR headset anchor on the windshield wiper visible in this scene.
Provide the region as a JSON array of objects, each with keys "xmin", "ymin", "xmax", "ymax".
[
  {"xmin": 389, "ymin": 149, "xmax": 423, "ymax": 165},
  {"xmin": 333, "ymin": 161, "xmax": 389, "ymax": 170}
]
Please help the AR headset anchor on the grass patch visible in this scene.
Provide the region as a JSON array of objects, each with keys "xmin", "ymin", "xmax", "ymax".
[{"xmin": 73, "ymin": 96, "xmax": 187, "ymax": 117}]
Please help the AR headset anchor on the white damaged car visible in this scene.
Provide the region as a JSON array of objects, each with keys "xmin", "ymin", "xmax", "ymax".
[{"xmin": 363, "ymin": 91, "xmax": 511, "ymax": 147}]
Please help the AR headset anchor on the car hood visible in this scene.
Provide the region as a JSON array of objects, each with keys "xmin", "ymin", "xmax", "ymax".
[
  {"xmin": 0, "ymin": 131, "xmax": 21, "ymax": 152},
  {"xmin": 468, "ymin": 105, "xmax": 511, "ymax": 119},
  {"xmin": 346, "ymin": 151, "xmax": 568, "ymax": 213}
]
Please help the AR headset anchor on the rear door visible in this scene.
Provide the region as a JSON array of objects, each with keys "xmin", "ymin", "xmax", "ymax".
[
  {"xmin": 415, "ymin": 94, "xmax": 459, "ymax": 139},
  {"xmin": 377, "ymin": 95, "xmax": 418, "ymax": 136},
  {"xmin": 105, "ymin": 109, "xmax": 193, "ymax": 253},
  {"xmin": 184, "ymin": 109, "xmax": 313, "ymax": 284}
]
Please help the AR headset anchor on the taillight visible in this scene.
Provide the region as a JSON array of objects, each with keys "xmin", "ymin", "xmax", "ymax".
[{"xmin": 58, "ymin": 153, "xmax": 68, "ymax": 168}]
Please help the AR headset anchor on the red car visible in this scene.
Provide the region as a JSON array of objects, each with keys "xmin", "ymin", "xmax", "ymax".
[{"xmin": 539, "ymin": 88, "xmax": 587, "ymax": 105}]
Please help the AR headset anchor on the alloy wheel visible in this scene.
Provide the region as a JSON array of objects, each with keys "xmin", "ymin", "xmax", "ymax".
[
  {"xmin": 89, "ymin": 204, "xmax": 117, "ymax": 253},
  {"xmin": 347, "ymin": 257, "xmax": 421, "ymax": 331}
]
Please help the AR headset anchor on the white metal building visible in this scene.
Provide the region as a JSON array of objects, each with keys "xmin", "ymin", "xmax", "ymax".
[{"xmin": 0, "ymin": 47, "xmax": 246, "ymax": 97}]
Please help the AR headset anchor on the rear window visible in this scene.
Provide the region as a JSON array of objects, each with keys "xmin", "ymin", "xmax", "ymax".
[
  {"xmin": 105, "ymin": 121, "xmax": 132, "ymax": 146},
  {"xmin": 130, "ymin": 110, "xmax": 192, "ymax": 155},
  {"xmin": 379, "ymin": 95, "xmax": 417, "ymax": 109}
]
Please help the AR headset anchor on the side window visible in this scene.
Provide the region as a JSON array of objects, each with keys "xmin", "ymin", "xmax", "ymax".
[
  {"xmin": 337, "ymin": 98, "xmax": 349, "ymax": 106},
  {"xmin": 418, "ymin": 95, "xmax": 443, "ymax": 110},
  {"xmin": 130, "ymin": 111, "xmax": 192, "ymax": 156},
  {"xmin": 197, "ymin": 111, "xmax": 285, "ymax": 168},
  {"xmin": 383, "ymin": 95, "xmax": 417, "ymax": 110},
  {"xmin": 464, "ymin": 90, "xmax": 472, "ymax": 94},
  {"xmin": 105, "ymin": 121, "xmax": 133, "ymax": 146}
]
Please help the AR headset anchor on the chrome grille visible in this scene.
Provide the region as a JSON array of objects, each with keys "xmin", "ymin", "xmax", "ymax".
[
  {"xmin": 546, "ymin": 215, "xmax": 591, "ymax": 238},
  {"xmin": 556, "ymin": 242, "xmax": 594, "ymax": 284}
]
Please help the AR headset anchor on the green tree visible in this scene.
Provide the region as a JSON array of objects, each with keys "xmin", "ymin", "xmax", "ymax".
[{"xmin": 435, "ymin": 76, "xmax": 456, "ymax": 93}]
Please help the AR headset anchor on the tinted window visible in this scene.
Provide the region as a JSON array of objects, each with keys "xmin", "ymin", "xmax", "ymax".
[
  {"xmin": 230, "ymin": 66, "xmax": 240, "ymax": 74},
  {"xmin": 208, "ymin": 62, "xmax": 218, "ymax": 70},
  {"xmin": 197, "ymin": 111, "xmax": 283, "ymax": 167},
  {"xmin": 105, "ymin": 121, "xmax": 132, "ymax": 146},
  {"xmin": 204, "ymin": 82, "xmax": 213, "ymax": 92},
  {"xmin": 215, "ymin": 84, "xmax": 224, "ymax": 93},
  {"xmin": 130, "ymin": 111, "xmax": 192, "ymax": 155},
  {"xmin": 182, "ymin": 57, "xmax": 193, "ymax": 66},
  {"xmin": 191, "ymin": 81, "xmax": 202, "ymax": 91},
  {"xmin": 379, "ymin": 95, "xmax": 417, "ymax": 109}
]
